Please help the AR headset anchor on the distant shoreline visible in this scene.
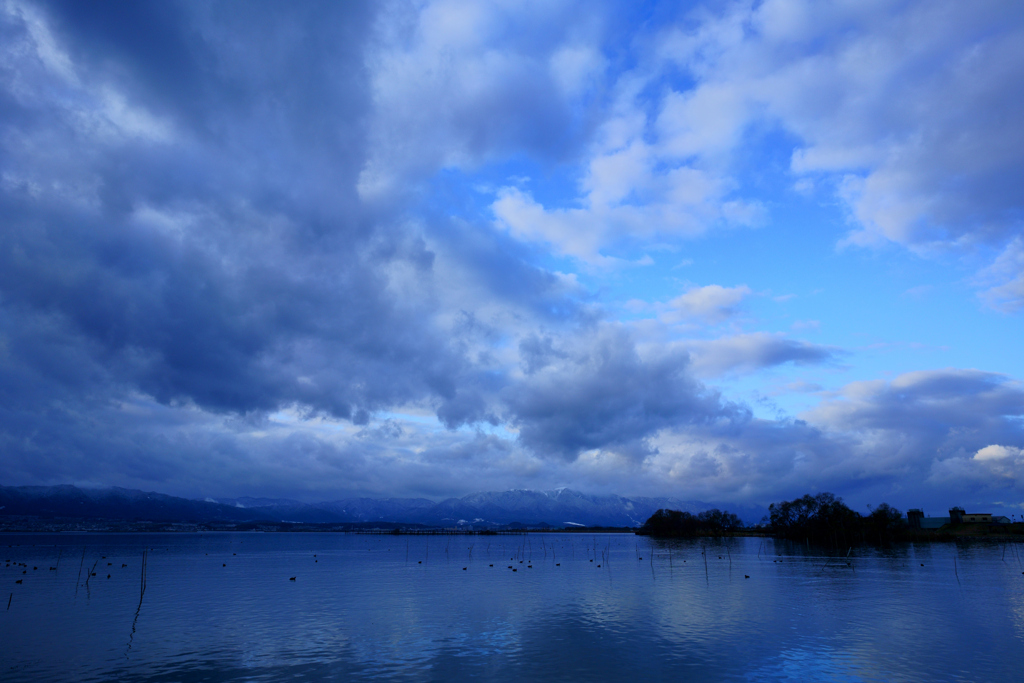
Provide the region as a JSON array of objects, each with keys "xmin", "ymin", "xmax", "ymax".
[
  {"xmin": 2, "ymin": 517, "xmax": 1023, "ymax": 541},
  {"xmin": 0, "ymin": 517, "xmax": 641, "ymax": 534}
]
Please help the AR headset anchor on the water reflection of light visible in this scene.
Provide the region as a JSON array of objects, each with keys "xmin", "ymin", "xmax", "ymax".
[
  {"xmin": 747, "ymin": 644, "xmax": 868, "ymax": 682},
  {"xmin": 3, "ymin": 533, "xmax": 1024, "ymax": 682}
]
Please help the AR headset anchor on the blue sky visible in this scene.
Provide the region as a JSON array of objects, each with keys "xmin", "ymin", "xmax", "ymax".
[{"xmin": 1, "ymin": 0, "xmax": 1023, "ymax": 514}]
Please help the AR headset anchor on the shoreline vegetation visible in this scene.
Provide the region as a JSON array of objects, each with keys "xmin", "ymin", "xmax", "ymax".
[{"xmin": 637, "ymin": 492, "xmax": 1024, "ymax": 546}]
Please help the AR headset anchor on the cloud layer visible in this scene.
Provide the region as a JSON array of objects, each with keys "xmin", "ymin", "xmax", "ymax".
[{"xmin": 1, "ymin": 0, "xmax": 1022, "ymax": 512}]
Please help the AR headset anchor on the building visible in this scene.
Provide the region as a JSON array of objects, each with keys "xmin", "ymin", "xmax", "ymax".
[
  {"xmin": 948, "ymin": 508, "xmax": 1011, "ymax": 525},
  {"xmin": 960, "ymin": 513, "xmax": 1011, "ymax": 524},
  {"xmin": 906, "ymin": 509, "xmax": 949, "ymax": 529},
  {"xmin": 920, "ymin": 516, "xmax": 950, "ymax": 530},
  {"xmin": 962, "ymin": 513, "xmax": 993, "ymax": 523},
  {"xmin": 907, "ymin": 506, "xmax": 1012, "ymax": 530},
  {"xmin": 949, "ymin": 507, "xmax": 965, "ymax": 525}
]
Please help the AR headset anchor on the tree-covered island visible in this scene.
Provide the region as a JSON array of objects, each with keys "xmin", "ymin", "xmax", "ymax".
[{"xmin": 637, "ymin": 492, "xmax": 1023, "ymax": 546}]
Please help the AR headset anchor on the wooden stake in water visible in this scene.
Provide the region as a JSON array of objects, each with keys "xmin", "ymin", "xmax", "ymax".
[
  {"xmin": 139, "ymin": 550, "xmax": 148, "ymax": 599},
  {"xmin": 74, "ymin": 548, "xmax": 85, "ymax": 598},
  {"xmin": 84, "ymin": 559, "xmax": 98, "ymax": 591},
  {"xmin": 126, "ymin": 550, "xmax": 148, "ymax": 659}
]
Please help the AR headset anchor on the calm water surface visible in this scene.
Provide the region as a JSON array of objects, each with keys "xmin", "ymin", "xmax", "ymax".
[{"xmin": 2, "ymin": 532, "xmax": 1022, "ymax": 681}]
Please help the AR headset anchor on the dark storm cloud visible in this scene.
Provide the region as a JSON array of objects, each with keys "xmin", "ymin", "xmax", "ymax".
[
  {"xmin": 38, "ymin": 0, "xmax": 371, "ymax": 162},
  {"xmin": 0, "ymin": 0, "xmax": 654, "ymax": 493},
  {"xmin": 629, "ymin": 367, "xmax": 1024, "ymax": 511},
  {"xmin": 506, "ymin": 327, "xmax": 749, "ymax": 460},
  {"xmin": 789, "ymin": 369, "xmax": 1024, "ymax": 506},
  {"xmin": 0, "ymin": 0, "xmax": 465, "ymax": 423},
  {"xmin": 808, "ymin": 370, "xmax": 1024, "ymax": 437},
  {"xmin": 5, "ymin": 0, "xmax": 1019, "ymax": 511},
  {"xmin": 518, "ymin": 334, "xmax": 568, "ymax": 375}
]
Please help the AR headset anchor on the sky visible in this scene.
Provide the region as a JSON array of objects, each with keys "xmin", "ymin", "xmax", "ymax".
[{"xmin": 1, "ymin": 0, "xmax": 1023, "ymax": 515}]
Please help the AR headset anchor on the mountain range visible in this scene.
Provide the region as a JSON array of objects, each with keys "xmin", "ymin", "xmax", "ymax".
[{"xmin": 0, "ymin": 484, "xmax": 766, "ymax": 528}]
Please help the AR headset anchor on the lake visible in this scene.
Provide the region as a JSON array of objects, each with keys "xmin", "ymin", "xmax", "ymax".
[{"xmin": 2, "ymin": 532, "xmax": 1022, "ymax": 681}]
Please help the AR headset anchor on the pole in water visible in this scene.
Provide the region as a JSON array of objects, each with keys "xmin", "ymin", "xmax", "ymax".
[
  {"xmin": 126, "ymin": 550, "xmax": 148, "ymax": 659},
  {"xmin": 74, "ymin": 548, "xmax": 85, "ymax": 598},
  {"xmin": 6, "ymin": 592, "xmax": 10, "ymax": 611}
]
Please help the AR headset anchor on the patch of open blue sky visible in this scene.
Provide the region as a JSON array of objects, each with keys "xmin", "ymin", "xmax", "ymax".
[{"xmin": 424, "ymin": 140, "xmax": 1022, "ymax": 421}]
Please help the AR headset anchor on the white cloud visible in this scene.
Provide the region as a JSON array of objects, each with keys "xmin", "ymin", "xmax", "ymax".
[
  {"xmin": 929, "ymin": 444, "xmax": 1024, "ymax": 489},
  {"xmin": 664, "ymin": 284, "xmax": 751, "ymax": 324},
  {"xmin": 974, "ymin": 445, "xmax": 1023, "ymax": 462},
  {"xmin": 1, "ymin": 2, "xmax": 172, "ymax": 145},
  {"xmin": 359, "ymin": 0, "xmax": 605, "ymax": 200},
  {"xmin": 654, "ymin": 0, "xmax": 1024, "ymax": 294},
  {"xmin": 976, "ymin": 238, "xmax": 1024, "ymax": 313},
  {"xmin": 370, "ymin": 0, "xmax": 1024, "ymax": 282},
  {"xmin": 490, "ymin": 76, "xmax": 765, "ymax": 262},
  {"xmin": 490, "ymin": 163, "xmax": 761, "ymax": 265},
  {"xmin": 491, "ymin": 187, "xmax": 613, "ymax": 265},
  {"xmin": 784, "ymin": 380, "xmax": 822, "ymax": 394},
  {"xmin": 802, "ymin": 369, "xmax": 1024, "ymax": 497},
  {"xmin": 4, "ymin": 0, "xmax": 1024, "ymax": 510},
  {"xmin": 485, "ymin": 0, "xmax": 1023, "ymax": 272},
  {"xmin": 677, "ymin": 331, "xmax": 835, "ymax": 378}
]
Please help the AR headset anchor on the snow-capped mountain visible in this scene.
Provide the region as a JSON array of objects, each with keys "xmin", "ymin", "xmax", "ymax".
[
  {"xmin": 0, "ymin": 484, "xmax": 765, "ymax": 527},
  {"xmin": 0, "ymin": 485, "xmax": 256, "ymax": 522},
  {"xmin": 409, "ymin": 488, "xmax": 763, "ymax": 527},
  {"xmin": 207, "ymin": 488, "xmax": 766, "ymax": 527}
]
